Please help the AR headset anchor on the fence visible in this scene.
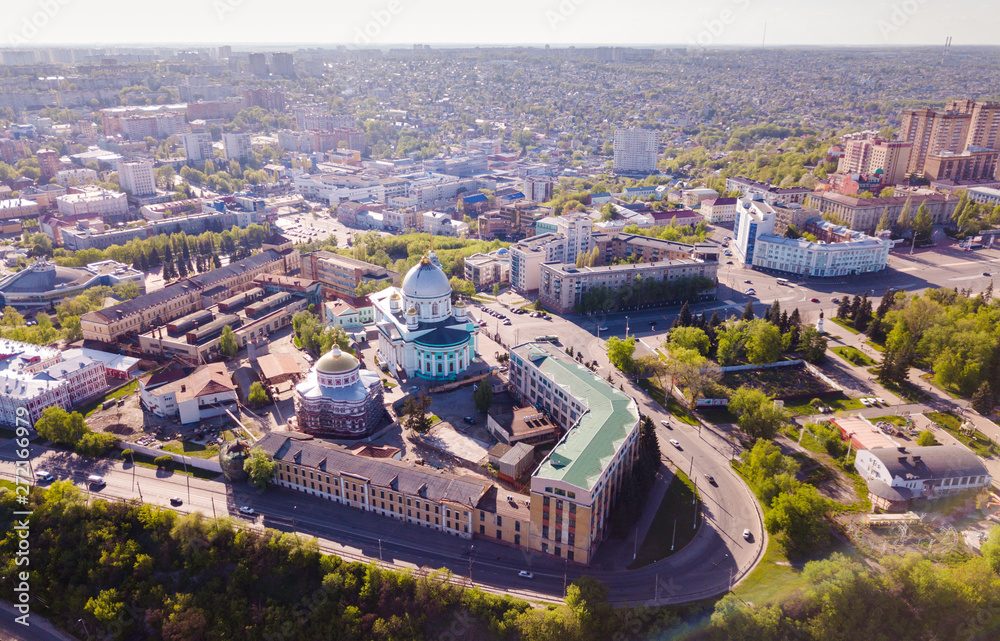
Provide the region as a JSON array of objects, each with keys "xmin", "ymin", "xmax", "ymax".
[{"xmin": 119, "ymin": 442, "xmax": 223, "ymax": 474}]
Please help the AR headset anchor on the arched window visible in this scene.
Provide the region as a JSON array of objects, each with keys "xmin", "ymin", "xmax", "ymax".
[{"xmin": 431, "ymin": 302, "xmax": 439, "ymax": 316}]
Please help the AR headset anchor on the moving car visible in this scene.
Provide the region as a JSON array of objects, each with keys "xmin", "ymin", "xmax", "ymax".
[
  {"xmin": 170, "ymin": 497, "xmax": 182, "ymax": 506},
  {"xmin": 669, "ymin": 439, "xmax": 681, "ymax": 449},
  {"xmin": 810, "ymin": 297, "xmax": 820, "ymax": 303},
  {"xmin": 87, "ymin": 475, "xmax": 105, "ymax": 487},
  {"xmin": 518, "ymin": 571, "xmax": 534, "ymax": 579},
  {"xmin": 35, "ymin": 471, "xmax": 54, "ymax": 482},
  {"xmin": 598, "ymin": 325, "xmax": 608, "ymax": 331},
  {"xmin": 744, "ymin": 288, "xmax": 756, "ymax": 296},
  {"xmin": 744, "ymin": 279, "xmax": 752, "ymax": 284},
  {"xmin": 984, "ymin": 272, "xmax": 991, "ymax": 277},
  {"xmin": 660, "ymin": 419, "xmax": 671, "ymax": 428},
  {"xmin": 705, "ymin": 474, "xmax": 716, "ymax": 485},
  {"xmin": 832, "ymin": 298, "xmax": 841, "ymax": 304},
  {"xmin": 743, "ymin": 528, "xmax": 752, "ymax": 541},
  {"xmin": 238, "ymin": 506, "xmax": 255, "ymax": 515}
]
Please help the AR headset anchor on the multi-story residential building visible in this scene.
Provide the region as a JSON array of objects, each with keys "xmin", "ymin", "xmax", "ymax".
[
  {"xmin": 270, "ymin": 52, "xmax": 295, "ymax": 77},
  {"xmin": 806, "ymin": 191, "xmax": 958, "ymax": 233},
  {"xmin": 36, "ymin": 148, "xmax": 61, "ymax": 179},
  {"xmin": 186, "ymin": 98, "xmax": 245, "ymax": 120},
  {"xmin": 301, "ymin": 250, "xmax": 399, "ymax": 301},
  {"xmin": 19, "ymin": 185, "xmax": 65, "ymax": 210},
  {"xmin": 900, "ymin": 100, "xmax": 1000, "ymax": 178},
  {"xmin": 466, "ymin": 138, "xmax": 501, "ymax": 156},
  {"xmin": 510, "ymin": 342, "xmax": 641, "ymax": 564},
  {"xmin": 510, "ymin": 233, "xmax": 568, "ymax": 295},
  {"xmin": 922, "ymin": 147, "xmax": 1000, "ymax": 182},
  {"xmin": 422, "ymin": 154, "xmax": 488, "ymax": 177},
  {"xmin": 613, "ymin": 128, "xmax": 658, "ymax": 174},
  {"xmin": 182, "ymin": 133, "xmax": 213, "ymax": 162},
  {"xmin": 117, "ymin": 160, "xmax": 156, "ymax": 197},
  {"xmin": 248, "ymin": 52, "xmax": 268, "ymax": 76},
  {"xmin": 56, "ymin": 188, "xmax": 128, "ymax": 218},
  {"xmin": 725, "ymin": 177, "xmax": 811, "ymax": 204},
  {"xmin": 242, "ymin": 87, "xmax": 286, "ymax": 111},
  {"xmin": 81, "ymin": 249, "xmax": 291, "ymax": 343},
  {"xmin": 596, "ymin": 233, "xmax": 719, "ymax": 265},
  {"xmin": 699, "ymin": 197, "xmax": 738, "ymax": 223},
  {"xmin": 826, "ymin": 172, "xmax": 885, "ymax": 196},
  {"xmin": 732, "ymin": 197, "xmax": 889, "ymax": 277},
  {"xmin": 102, "ymin": 106, "xmax": 186, "ymax": 139},
  {"xmin": 293, "ymin": 108, "xmax": 355, "ymax": 131},
  {"xmin": 0, "ymin": 198, "xmax": 39, "ymax": 221},
  {"xmin": 837, "ymin": 135, "xmax": 912, "ymax": 185},
  {"xmin": 54, "ymin": 168, "xmax": 98, "ymax": 188},
  {"xmin": 538, "ymin": 258, "xmax": 718, "ymax": 314},
  {"xmin": 464, "ymin": 250, "xmax": 511, "ymax": 289},
  {"xmin": 553, "ymin": 213, "xmax": 593, "ymax": 265},
  {"xmin": 222, "ymin": 133, "xmax": 252, "ymax": 161},
  {"xmin": 522, "ymin": 177, "xmax": 553, "ymax": 202}
]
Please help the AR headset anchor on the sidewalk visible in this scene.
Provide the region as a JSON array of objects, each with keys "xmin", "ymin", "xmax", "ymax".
[{"xmin": 595, "ymin": 465, "xmax": 675, "ymax": 570}]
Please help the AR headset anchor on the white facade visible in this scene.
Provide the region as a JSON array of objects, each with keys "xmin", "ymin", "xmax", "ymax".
[
  {"xmin": 182, "ymin": 133, "xmax": 213, "ymax": 162},
  {"xmin": 733, "ymin": 197, "xmax": 889, "ymax": 277},
  {"xmin": 855, "ymin": 446, "xmax": 991, "ymax": 500},
  {"xmin": 553, "ymin": 213, "xmax": 593, "ymax": 265},
  {"xmin": 222, "ymin": 133, "xmax": 252, "ymax": 161},
  {"xmin": 56, "ymin": 188, "xmax": 128, "ymax": 217},
  {"xmin": 422, "ymin": 211, "xmax": 470, "ymax": 237},
  {"xmin": 117, "ymin": 160, "xmax": 156, "ymax": 197},
  {"xmin": 54, "ymin": 168, "xmax": 98, "ymax": 187},
  {"xmin": 372, "ymin": 252, "xmax": 478, "ymax": 380},
  {"xmin": 510, "ymin": 233, "xmax": 567, "ymax": 294},
  {"xmin": 613, "ymin": 128, "xmax": 658, "ymax": 174},
  {"xmin": 700, "ymin": 197, "xmax": 738, "ymax": 223}
]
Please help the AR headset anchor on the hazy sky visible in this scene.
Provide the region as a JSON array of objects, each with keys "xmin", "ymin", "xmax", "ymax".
[{"xmin": 1, "ymin": 0, "xmax": 997, "ymax": 48}]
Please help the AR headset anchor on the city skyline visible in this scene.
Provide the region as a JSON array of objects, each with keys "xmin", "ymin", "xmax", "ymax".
[{"xmin": 2, "ymin": 0, "xmax": 998, "ymax": 47}]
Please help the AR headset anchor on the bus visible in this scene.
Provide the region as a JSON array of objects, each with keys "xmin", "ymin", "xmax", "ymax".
[
  {"xmin": 776, "ymin": 278, "xmax": 789, "ymax": 286},
  {"xmin": 535, "ymin": 335, "xmax": 559, "ymax": 343}
]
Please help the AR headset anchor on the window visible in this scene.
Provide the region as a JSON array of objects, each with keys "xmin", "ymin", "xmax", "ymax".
[
  {"xmin": 496, "ymin": 515, "xmax": 502, "ymax": 526},
  {"xmin": 480, "ymin": 512, "xmax": 485, "ymax": 522},
  {"xmin": 514, "ymin": 534, "xmax": 521, "ymax": 545},
  {"xmin": 497, "ymin": 530, "xmax": 502, "ymax": 539},
  {"xmin": 567, "ymin": 550, "xmax": 574, "ymax": 562},
  {"xmin": 515, "ymin": 521, "xmax": 520, "ymax": 532},
  {"xmin": 480, "ymin": 525, "xmax": 485, "ymax": 535},
  {"xmin": 542, "ymin": 525, "xmax": 549, "ymax": 539}
]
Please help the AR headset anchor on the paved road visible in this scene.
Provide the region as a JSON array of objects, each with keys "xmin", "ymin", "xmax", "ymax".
[{"xmin": 0, "ymin": 601, "xmax": 78, "ymax": 641}]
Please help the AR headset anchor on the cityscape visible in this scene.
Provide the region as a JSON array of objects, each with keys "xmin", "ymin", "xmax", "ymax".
[{"xmin": 1, "ymin": 3, "xmax": 1000, "ymax": 640}]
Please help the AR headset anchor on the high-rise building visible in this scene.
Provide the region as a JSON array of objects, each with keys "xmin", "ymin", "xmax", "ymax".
[
  {"xmin": 553, "ymin": 213, "xmax": 593, "ymax": 266},
  {"xmin": 117, "ymin": 160, "xmax": 156, "ymax": 197},
  {"xmin": 837, "ymin": 135, "xmax": 912, "ymax": 185},
  {"xmin": 222, "ymin": 133, "xmax": 252, "ymax": 161},
  {"xmin": 522, "ymin": 177, "xmax": 553, "ymax": 202},
  {"xmin": 37, "ymin": 148, "xmax": 60, "ymax": 179},
  {"xmin": 182, "ymin": 133, "xmax": 213, "ymax": 162},
  {"xmin": 242, "ymin": 87, "xmax": 286, "ymax": 111},
  {"xmin": 899, "ymin": 100, "xmax": 1000, "ymax": 178},
  {"xmin": 218, "ymin": 45, "xmax": 232, "ymax": 60},
  {"xmin": 248, "ymin": 52, "xmax": 267, "ymax": 77},
  {"xmin": 270, "ymin": 52, "xmax": 295, "ymax": 78},
  {"xmin": 613, "ymin": 128, "xmax": 658, "ymax": 174}
]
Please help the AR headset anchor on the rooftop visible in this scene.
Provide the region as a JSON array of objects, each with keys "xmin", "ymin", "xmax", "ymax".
[
  {"xmin": 516, "ymin": 342, "xmax": 639, "ymax": 491},
  {"xmin": 868, "ymin": 445, "xmax": 989, "ymax": 481}
]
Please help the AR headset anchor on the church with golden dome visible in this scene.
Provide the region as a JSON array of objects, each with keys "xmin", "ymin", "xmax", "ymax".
[
  {"xmin": 370, "ymin": 250, "xmax": 478, "ymax": 380},
  {"xmin": 294, "ymin": 346, "xmax": 386, "ymax": 438}
]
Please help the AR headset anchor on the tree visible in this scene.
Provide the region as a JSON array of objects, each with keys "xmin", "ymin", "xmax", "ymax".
[
  {"xmin": 797, "ymin": 326, "xmax": 828, "ymax": 364},
  {"xmin": 606, "ymin": 336, "xmax": 637, "ymax": 375},
  {"xmin": 876, "ymin": 206, "xmax": 891, "ymax": 232},
  {"xmin": 917, "ymin": 431, "xmax": 939, "ymax": 446},
  {"xmin": 248, "ymin": 381, "xmax": 269, "ymax": 408},
  {"xmin": 729, "ymin": 386, "xmax": 786, "ymax": 441},
  {"xmin": 746, "ymin": 321, "xmax": 783, "ymax": 365},
  {"xmin": 668, "ymin": 326, "xmax": 710, "ymax": 356},
  {"xmin": 566, "ymin": 576, "xmax": 614, "ymax": 641},
  {"xmin": 219, "ymin": 325, "xmax": 238, "ymax": 358},
  {"xmin": 62, "ymin": 315, "xmax": 82, "ymax": 342},
  {"xmin": 897, "ymin": 195, "xmax": 913, "ymax": 233},
  {"xmin": 741, "ymin": 300, "xmax": 756, "ymax": 321},
  {"xmin": 971, "ymin": 381, "xmax": 996, "ymax": 416},
  {"xmin": 75, "ymin": 432, "xmax": 117, "ymax": 457},
  {"xmin": 676, "ymin": 301, "xmax": 694, "ymax": 327},
  {"xmin": 34, "ymin": 406, "xmax": 89, "ymax": 447},
  {"xmin": 765, "ymin": 484, "xmax": 830, "ymax": 559},
  {"xmin": 244, "ymin": 448, "xmax": 277, "ymax": 490},
  {"xmin": 492, "ymin": 283, "xmax": 500, "ymax": 297},
  {"xmin": 913, "ymin": 201, "xmax": 933, "ymax": 239},
  {"xmin": 402, "ymin": 393, "xmax": 432, "ymax": 433},
  {"xmin": 474, "ymin": 380, "xmax": 494, "ymax": 413}
]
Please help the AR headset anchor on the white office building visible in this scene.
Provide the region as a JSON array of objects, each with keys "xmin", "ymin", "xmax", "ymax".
[
  {"xmin": 117, "ymin": 160, "xmax": 156, "ymax": 197},
  {"xmin": 613, "ymin": 128, "xmax": 658, "ymax": 174},
  {"xmin": 732, "ymin": 197, "xmax": 889, "ymax": 277}
]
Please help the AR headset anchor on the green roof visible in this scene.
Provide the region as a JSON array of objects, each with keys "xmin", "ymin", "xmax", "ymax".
[{"xmin": 524, "ymin": 344, "xmax": 639, "ymax": 491}]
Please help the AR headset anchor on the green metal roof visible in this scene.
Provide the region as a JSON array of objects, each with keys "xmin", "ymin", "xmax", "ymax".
[{"xmin": 525, "ymin": 344, "xmax": 639, "ymax": 491}]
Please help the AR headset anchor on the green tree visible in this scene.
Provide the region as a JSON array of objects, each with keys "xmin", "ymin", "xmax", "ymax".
[
  {"xmin": 971, "ymin": 381, "xmax": 996, "ymax": 416},
  {"xmin": 112, "ymin": 280, "xmax": 141, "ymax": 300},
  {"xmin": 248, "ymin": 381, "xmax": 269, "ymax": 408},
  {"xmin": 566, "ymin": 576, "xmax": 614, "ymax": 641},
  {"xmin": 797, "ymin": 325, "xmax": 828, "ymax": 363},
  {"xmin": 729, "ymin": 386, "xmax": 786, "ymax": 441},
  {"xmin": 34, "ymin": 406, "xmax": 89, "ymax": 447},
  {"xmin": 917, "ymin": 430, "xmax": 939, "ymax": 446},
  {"xmin": 668, "ymin": 325, "xmax": 710, "ymax": 356},
  {"xmin": 876, "ymin": 206, "xmax": 891, "ymax": 232},
  {"xmin": 606, "ymin": 335, "xmax": 637, "ymax": 375},
  {"xmin": 219, "ymin": 325, "xmax": 238, "ymax": 358},
  {"xmin": 897, "ymin": 195, "xmax": 913, "ymax": 233},
  {"xmin": 85, "ymin": 588, "xmax": 125, "ymax": 625},
  {"xmin": 62, "ymin": 314, "xmax": 82, "ymax": 342},
  {"xmin": 474, "ymin": 380, "xmax": 494, "ymax": 413},
  {"xmin": 492, "ymin": 283, "xmax": 500, "ymax": 297},
  {"xmin": 402, "ymin": 394, "xmax": 432, "ymax": 433},
  {"xmin": 244, "ymin": 448, "xmax": 277, "ymax": 489},
  {"xmin": 913, "ymin": 201, "xmax": 933, "ymax": 239},
  {"xmin": 746, "ymin": 320, "xmax": 783, "ymax": 365},
  {"xmin": 75, "ymin": 432, "xmax": 117, "ymax": 457},
  {"xmin": 765, "ymin": 484, "xmax": 830, "ymax": 559},
  {"xmin": 741, "ymin": 300, "xmax": 755, "ymax": 321}
]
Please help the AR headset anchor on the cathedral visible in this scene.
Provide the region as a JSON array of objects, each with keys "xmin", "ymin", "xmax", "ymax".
[{"xmin": 370, "ymin": 251, "xmax": 478, "ymax": 380}]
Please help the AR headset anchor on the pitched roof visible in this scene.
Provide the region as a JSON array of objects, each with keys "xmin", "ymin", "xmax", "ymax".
[{"xmin": 869, "ymin": 445, "xmax": 989, "ymax": 481}]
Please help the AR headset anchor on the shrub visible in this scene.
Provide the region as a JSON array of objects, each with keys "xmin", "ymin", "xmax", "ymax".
[
  {"xmin": 153, "ymin": 455, "xmax": 174, "ymax": 469},
  {"xmin": 74, "ymin": 432, "xmax": 118, "ymax": 458}
]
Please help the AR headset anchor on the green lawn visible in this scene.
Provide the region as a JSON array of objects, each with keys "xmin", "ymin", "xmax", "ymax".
[
  {"xmin": 123, "ymin": 451, "xmax": 220, "ymax": 480},
  {"xmin": 829, "ymin": 317, "xmax": 860, "ymax": 335},
  {"xmin": 919, "ymin": 373, "xmax": 964, "ymax": 399},
  {"xmin": 699, "ymin": 407, "xmax": 738, "ymax": 424},
  {"xmin": 832, "ymin": 346, "xmax": 875, "ymax": 367},
  {"xmin": 927, "ymin": 411, "xmax": 998, "ymax": 458},
  {"xmin": 628, "ymin": 470, "xmax": 700, "ymax": 569},
  {"xmin": 865, "ymin": 340, "xmax": 886, "ymax": 352},
  {"xmin": 82, "ymin": 379, "xmax": 140, "ymax": 417},
  {"xmin": 782, "ymin": 394, "xmax": 865, "ymax": 416},
  {"xmin": 869, "ymin": 414, "xmax": 910, "ymax": 428},
  {"xmin": 665, "ymin": 396, "xmax": 700, "ymax": 426},
  {"xmin": 162, "ymin": 440, "xmax": 220, "ymax": 460}
]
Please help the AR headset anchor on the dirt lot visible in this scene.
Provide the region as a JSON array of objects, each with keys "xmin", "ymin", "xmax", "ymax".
[{"xmin": 722, "ymin": 363, "xmax": 837, "ymax": 399}]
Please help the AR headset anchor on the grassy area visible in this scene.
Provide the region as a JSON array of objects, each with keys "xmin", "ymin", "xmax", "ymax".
[
  {"xmin": 829, "ymin": 317, "xmax": 860, "ymax": 334},
  {"xmin": 82, "ymin": 379, "xmax": 140, "ymax": 418},
  {"xmin": 637, "ymin": 376, "xmax": 699, "ymax": 425},
  {"xmin": 699, "ymin": 407, "xmax": 737, "ymax": 424},
  {"xmin": 919, "ymin": 373, "xmax": 964, "ymax": 400},
  {"xmin": 865, "ymin": 340, "xmax": 886, "ymax": 352},
  {"xmin": 927, "ymin": 411, "xmax": 998, "ymax": 457},
  {"xmin": 162, "ymin": 440, "xmax": 220, "ymax": 460},
  {"xmin": 878, "ymin": 378, "xmax": 933, "ymax": 404},
  {"xmin": 628, "ymin": 470, "xmax": 700, "ymax": 569},
  {"xmin": 832, "ymin": 346, "xmax": 875, "ymax": 367},
  {"xmin": 869, "ymin": 414, "xmax": 911, "ymax": 428},
  {"xmin": 782, "ymin": 393, "xmax": 866, "ymax": 416}
]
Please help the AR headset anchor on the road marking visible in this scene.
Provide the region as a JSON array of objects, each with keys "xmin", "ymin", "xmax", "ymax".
[{"xmin": 947, "ymin": 274, "xmax": 987, "ymax": 282}]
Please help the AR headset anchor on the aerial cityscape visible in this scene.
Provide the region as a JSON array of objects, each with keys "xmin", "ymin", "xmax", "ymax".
[{"xmin": 2, "ymin": 2, "xmax": 1000, "ymax": 640}]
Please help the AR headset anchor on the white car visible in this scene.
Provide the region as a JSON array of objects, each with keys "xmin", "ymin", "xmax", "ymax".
[
  {"xmin": 598, "ymin": 325, "xmax": 608, "ymax": 331},
  {"xmin": 518, "ymin": 570, "xmax": 534, "ymax": 579},
  {"xmin": 660, "ymin": 419, "xmax": 670, "ymax": 427},
  {"xmin": 35, "ymin": 471, "xmax": 54, "ymax": 482},
  {"xmin": 860, "ymin": 398, "xmax": 871, "ymax": 407},
  {"xmin": 876, "ymin": 397, "xmax": 886, "ymax": 405},
  {"xmin": 238, "ymin": 506, "xmax": 255, "ymax": 515},
  {"xmin": 744, "ymin": 289, "xmax": 756, "ymax": 296},
  {"xmin": 743, "ymin": 528, "xmax": 752, "ymax": 541},
  {"xmin": 669, "ymin": 439, "xmax": 681, "ymax": 449}
]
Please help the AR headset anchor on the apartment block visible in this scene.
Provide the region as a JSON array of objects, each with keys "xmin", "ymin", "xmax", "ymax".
[
  {"xmin": 222, "ymin": 133, "xmax": 252, "ymax": 161},
  {"xmin": 117, "ymin": 160, "xmax": 156, "ymax": 197},
  {"xmin": 301, "ymin": 250, "xmax": 399, "ymax": 301},
  {"xmin": 182, "ymin": 133, "xmax": 213, "ymax": 163},
  {"xmin": 837, "ymin": 135, "xmax": 912, "ymax": 185},
  {"xmin": 725, "ymin": 177, "xmax": 811, "ymax": 204},
  {"xmin": 613, "ymin": 128, "xmax": 658, "ymax": 174}
]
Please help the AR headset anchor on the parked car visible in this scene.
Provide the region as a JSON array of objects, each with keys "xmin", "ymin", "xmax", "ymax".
[
  {"xmin": 463, "ymin": 416, "xmax": 476, "ymax": 425},
  {"xmin": 35, "ymin": 471, "xmax": 54, "ymax": 482},
  {"xmin": 860, "ymin": 398, "xmax": 871, "ymax": 407},
  {"xmin": 660, "ymin": 419, "xmax": 671, "ymax": 428},
  {"xmin": 810, "ymin": 297, "xmax": 820, "ymax": 303},
  {"xmin": 744, "ymin": 289, "xmax": 756, "ymax": 296},
  {"xmin": 832, "ymin": 297, "xmax": 841, "ymax": 304}
]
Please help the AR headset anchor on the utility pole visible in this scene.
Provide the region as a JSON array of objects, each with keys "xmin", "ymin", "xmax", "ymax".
[
  {"xmin": 563, "ymin": 559, "xmax": 568, "ymax": 597},
  {"xmin": 181, "ymin": 439, "xmax": 191, "ymax": 504},
  {"xmin": 671, "ymin": 519, "xmax": 677, "ymax": 551},
  {"xmin": 468, "ymin": 545, "xmax": 474, "ymax": 586},
  {"xmin": 211, "ymin": 496, "xmax": 217, "ymax": 519},
  {"xmin": 693, "ymin": 493, "xmax": 699, "ymax": 530},
  {"xmin": 136, "ymin": 482, "xmax": 142, "ymax": 502},
  {"xmin": 655, "ymin": 572, "xmax": 659, "ymax": 601},
  {"xmin": 378, "ymin": 538, "xmax": 383, "ymax": 563}
]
